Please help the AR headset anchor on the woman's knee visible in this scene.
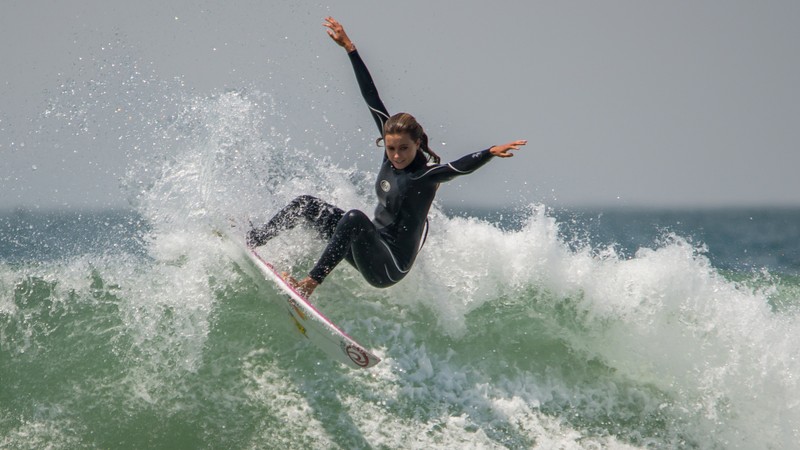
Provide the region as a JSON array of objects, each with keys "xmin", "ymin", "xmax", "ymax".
[
  {"xmin": 335, "ymin": 210, "xmax": 372, "ymax": 237},
  {"xmin": 344, "ymin": 209, "xmax": 369, "ymax": 220},
  {"xmin": 341, "ymin": 209, "xmax": 371, "ymax": 225}
]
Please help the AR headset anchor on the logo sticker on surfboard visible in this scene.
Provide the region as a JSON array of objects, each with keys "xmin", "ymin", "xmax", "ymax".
[
  {"xmin": 289, "ymin": 312, "xmax": 307, "ymax": 337},
  {"xmin": 343, "ymin": 343, "xmax": 370, "ymax": 367}
]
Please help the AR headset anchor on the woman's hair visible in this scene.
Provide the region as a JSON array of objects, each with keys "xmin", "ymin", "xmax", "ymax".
[{"xmin": 376, "ymin": 112, "xmax": 441, "ymax": 164}]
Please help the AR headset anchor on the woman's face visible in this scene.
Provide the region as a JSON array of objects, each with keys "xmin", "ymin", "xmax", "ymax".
[{"xmin": 384, "ymin": 133, "xmax": 420, "ymax": 170}]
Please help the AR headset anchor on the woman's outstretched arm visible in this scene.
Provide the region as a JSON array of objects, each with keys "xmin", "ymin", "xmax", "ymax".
[{"xmin": 416, "ymin": 140, "xmax": 528, "ymax": 184}]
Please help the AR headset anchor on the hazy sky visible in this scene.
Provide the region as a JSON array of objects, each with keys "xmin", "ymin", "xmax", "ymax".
[{"xmin": 2, "ymin": 1, "xmax": 799, "ymax": 210}]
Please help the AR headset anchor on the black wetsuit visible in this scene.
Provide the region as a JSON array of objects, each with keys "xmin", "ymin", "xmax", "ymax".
[{"xmin": 248, "ymin": 50, "xmax": 495, "ymax": 287}]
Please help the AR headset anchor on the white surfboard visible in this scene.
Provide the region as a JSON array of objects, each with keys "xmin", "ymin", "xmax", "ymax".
[{"xmin": 241, "ymin": 242, "xmax": 381, "ymax": 369}]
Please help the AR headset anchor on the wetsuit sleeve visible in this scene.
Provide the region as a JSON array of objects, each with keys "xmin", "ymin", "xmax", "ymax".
[
  {"xmin": 416, "ymin": 149, "xmax": 496, "ymax": 183},
  {"xmin": 348, "ymin": 50, "xmax": 390, "ymax": 135}
]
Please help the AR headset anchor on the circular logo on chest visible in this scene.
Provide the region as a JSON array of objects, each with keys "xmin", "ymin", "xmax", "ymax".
[{"xmin": 380, "ymin": 180, "xmax": 391, "ymax": 192}]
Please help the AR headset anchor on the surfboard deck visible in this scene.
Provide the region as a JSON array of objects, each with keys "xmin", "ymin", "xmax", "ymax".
[{"xmin": 238, "ymin": 239, "xmax": 381, "ymax": 369}]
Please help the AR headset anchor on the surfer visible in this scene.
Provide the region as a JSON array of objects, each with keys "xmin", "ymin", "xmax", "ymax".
[{"xmin": 247, "ymin": 16, "xmax": 526, "ymax": 297}]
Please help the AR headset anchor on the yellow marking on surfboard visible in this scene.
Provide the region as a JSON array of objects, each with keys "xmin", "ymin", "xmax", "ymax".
[
  {"xmin": 289, "ymin": 311, "xmax": 308, "ymax": 337},
  {"xmin": 288, "ymin": 298, "xmax": 307, "ymax": 320}
]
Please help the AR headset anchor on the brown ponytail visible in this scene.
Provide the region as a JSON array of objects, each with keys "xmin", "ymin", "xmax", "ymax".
[{"xmin": 376, "ymin": 112, "xmax": 441, "ymax": 164}]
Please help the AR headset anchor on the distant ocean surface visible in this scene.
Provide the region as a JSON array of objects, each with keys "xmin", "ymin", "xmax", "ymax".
[
  {"xmin": 4, "ymin": 206, "xmax": 800, "ymax": 276},
  {"xmin": 2, "ymin": 205, "xmax": 799, "ymax": 449}
]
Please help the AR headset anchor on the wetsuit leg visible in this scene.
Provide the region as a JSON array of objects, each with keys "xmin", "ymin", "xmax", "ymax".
[
  {"xmin": 308, "ymin": 210, "xmax": 407, "ymax": 288},
  {"xmin": 247, "ymin": 195, "xmax": 344, "ymax": 247}
]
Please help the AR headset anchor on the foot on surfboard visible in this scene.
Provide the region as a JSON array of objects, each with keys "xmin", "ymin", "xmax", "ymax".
[{"xmin": 281, "ymin": 272, "xmax": 319, "ymax": 298}]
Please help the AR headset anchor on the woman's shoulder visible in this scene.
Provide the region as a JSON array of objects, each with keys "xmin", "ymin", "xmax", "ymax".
[{"xmin": 408, "ymin": 161, "xmax": 446, "ymax": 180}]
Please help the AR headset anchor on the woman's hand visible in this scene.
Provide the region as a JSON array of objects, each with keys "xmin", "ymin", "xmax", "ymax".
[
  {"xmin": 324, "ymin": 17, "xmax": 356, "ymax": 53},
  {"xmin": 490, "ymin": 140, "xmax": 527, "ymax": 158}
]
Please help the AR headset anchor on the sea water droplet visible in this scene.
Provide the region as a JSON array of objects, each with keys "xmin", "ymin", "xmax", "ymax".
[{"xmin": 31, "ymin": 165, "xmax": 37, "ymax": 171}]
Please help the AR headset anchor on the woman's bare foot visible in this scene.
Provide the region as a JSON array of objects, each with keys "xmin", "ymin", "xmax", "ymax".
[{"xmin": 281, "ymin": 272, "xmax": 319, "ymax": 298}]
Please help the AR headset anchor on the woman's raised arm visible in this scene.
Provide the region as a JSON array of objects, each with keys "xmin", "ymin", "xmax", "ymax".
[{"xmin": 324, "ymin": 16, "xmax": 389, "ymax": 136}]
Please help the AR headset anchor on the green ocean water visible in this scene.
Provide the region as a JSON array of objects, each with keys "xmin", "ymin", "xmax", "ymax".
[{"xmin": 2, "ymin": 206, "xmax": 799, "ymax": 449}]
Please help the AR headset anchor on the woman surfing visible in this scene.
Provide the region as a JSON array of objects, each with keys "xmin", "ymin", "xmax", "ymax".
[{"xmin": 247, "ymin": 17, "xmax": 527, "ymax": 297}]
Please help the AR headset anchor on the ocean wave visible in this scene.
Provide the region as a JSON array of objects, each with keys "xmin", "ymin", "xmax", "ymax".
[{"xmin": 3, "ymin": 87, "xmax": 799, "ymax": 449}]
